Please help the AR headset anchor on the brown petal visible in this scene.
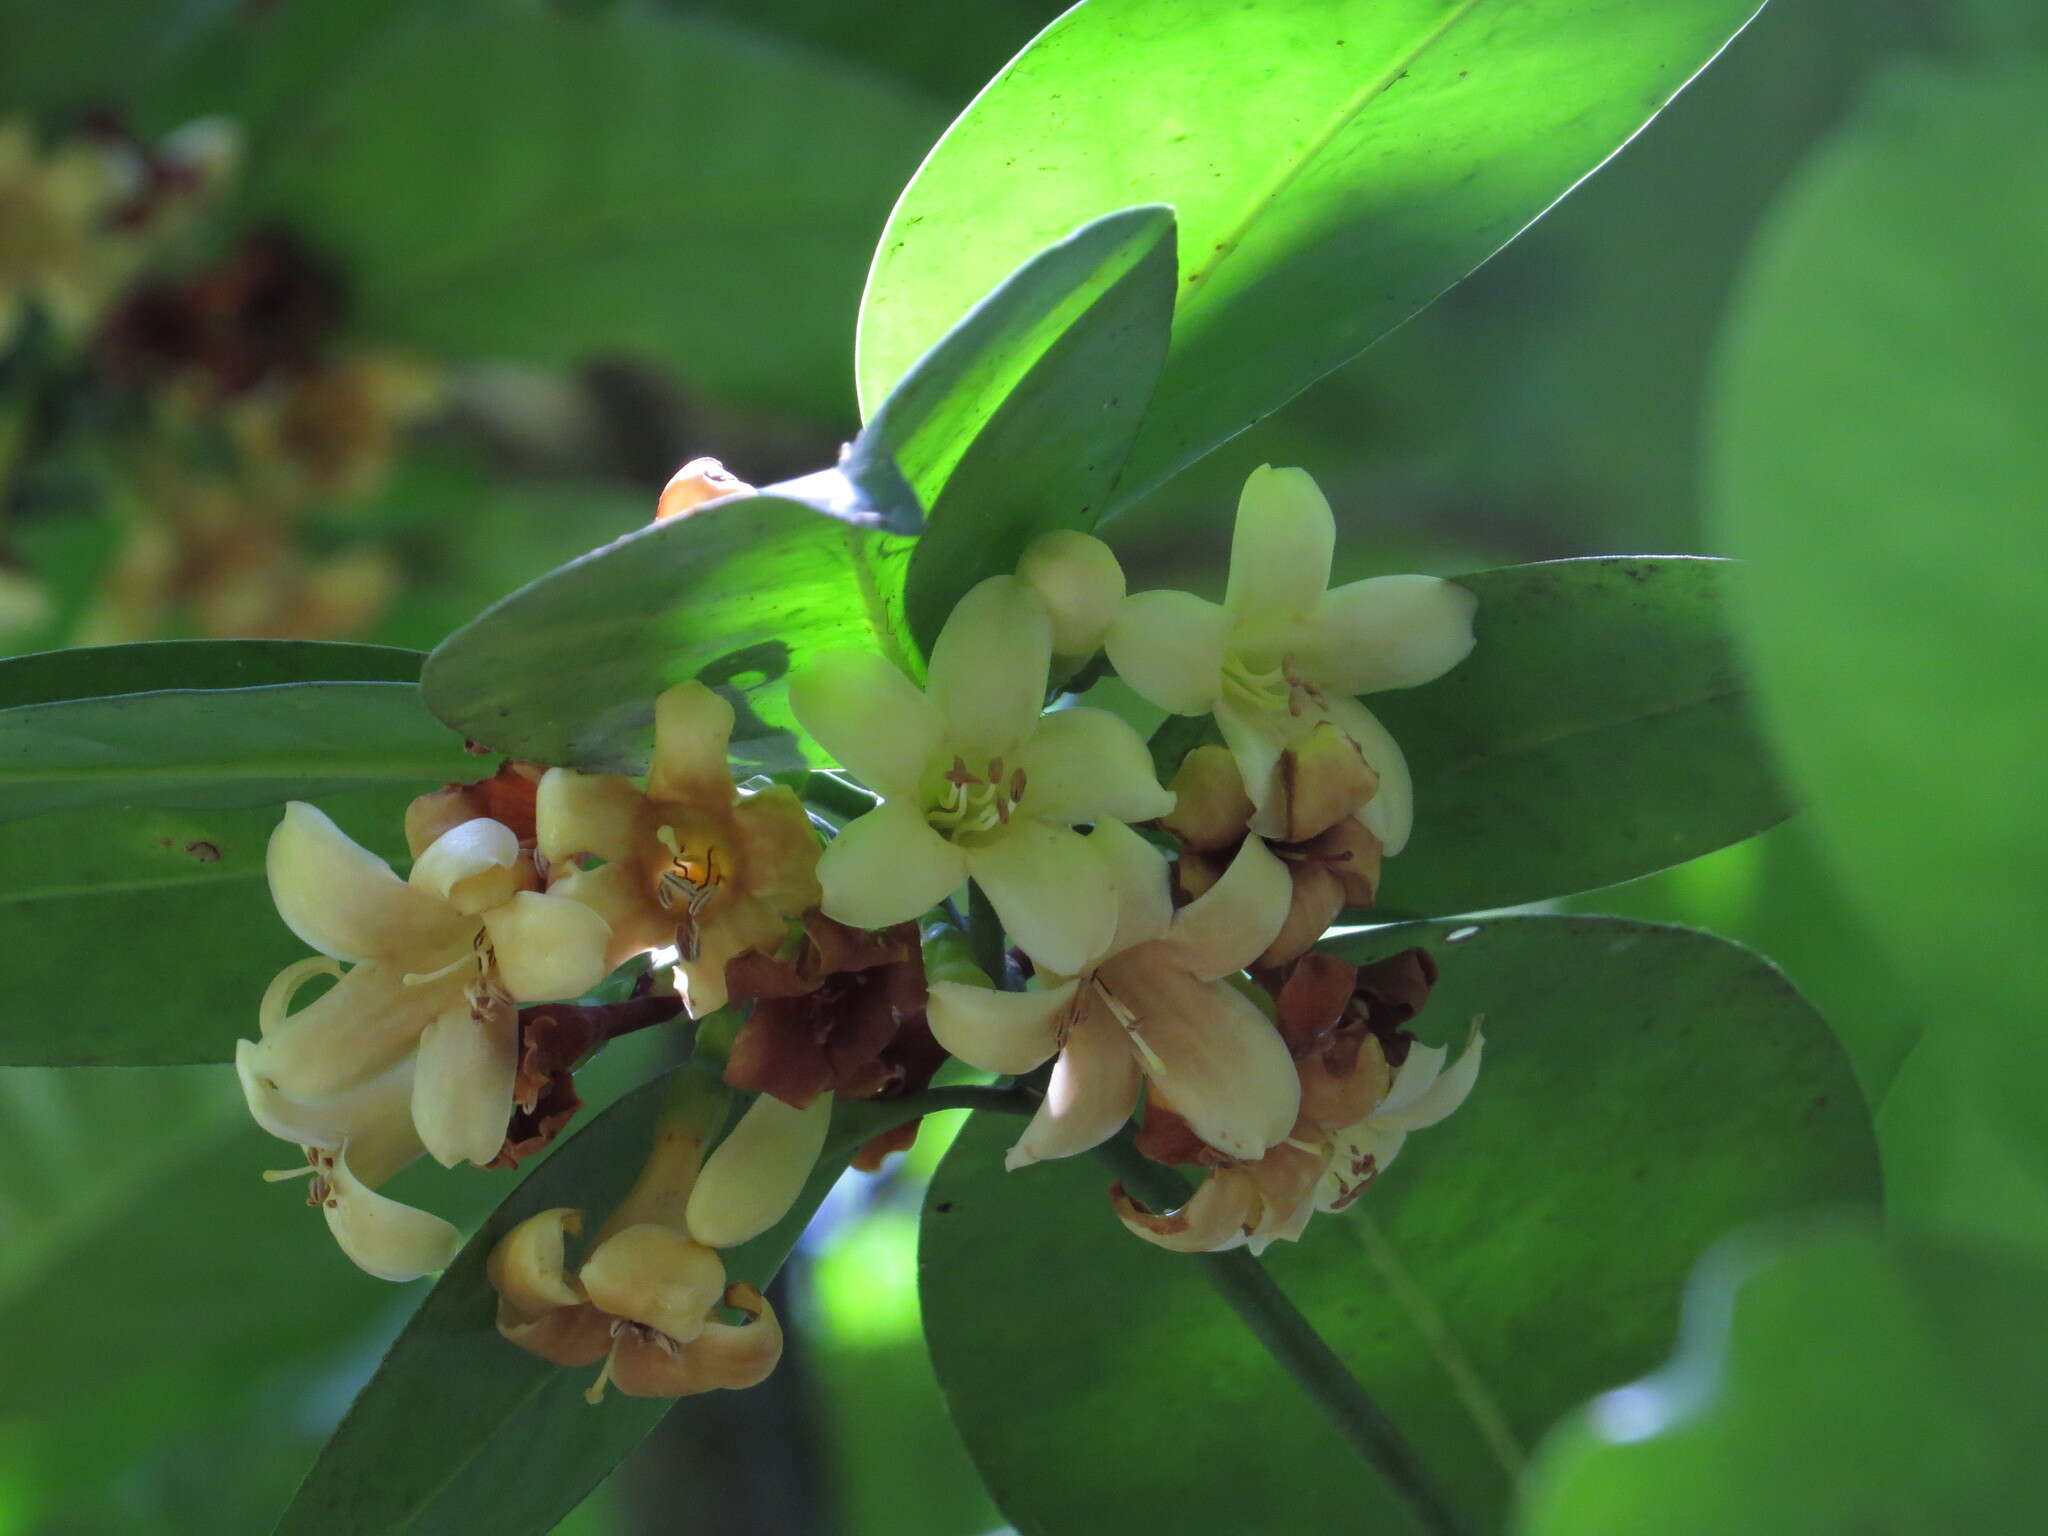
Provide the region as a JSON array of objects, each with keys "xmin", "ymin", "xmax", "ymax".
[
  {"xmin": 1258, "ymin": 863, "xmax": 1346, "ymax": 969},
  {"xmin": 1243, "ymin": 1125, "xmax": 1332, "ymax": 1249},
  {"xmin": 1299, "ymin": 1030, "xmax": 1393, "ymax": 1131},
  {"xmin": 607, "ymin": 1282, "xmax": 783, "ymax": 1397},
  {"xmin": 1273, "ymin": 723, "xmax": 1379, "ymax": 844},
  {"xmin": 1270, "ymin": 951, "xmax": 1358, "ymax": 1055},
  {"xmin": 850, "ymin": 1119, "xmax": 921, "ymax": 1172},
  {"xmin": 1159, "ymin": 744, "xmax": 1255, "ymax": 853},
  {"xmin": 655, "ymin": 457, "xmax": 754, "ymax": 522},
  {"xmin": 496, "ymin": 1298, "xmax": 612, "ymax": 1367},
  {"xmin": 1304, "ymin": 816, "xmax": 1383, "ymax": 908},
  {"xmin": 1134, "ymin": 1089, "xmax": 1232, "ymax": 1168},
  {"xmin": 1355, "ymin": 947, "xmax": 1440, "ymax": 1044}
]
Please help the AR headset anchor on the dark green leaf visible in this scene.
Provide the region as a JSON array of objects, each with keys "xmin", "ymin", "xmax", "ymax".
[
  {"xmin": 859, "ymin": 0, "xmax": 1765, "ymax": 506},
  {"xmin": 0, "ymin": 640, "xmax": 423, "ymax": 709},
  {"xmin": 424, "ymin": 207, "xmax": 1176, "ymax": 770},
  {"xmin": 1710, "ymin": 66, "xmax": 2048, "ymax": 1256},
  {"xmin": 919, "ymin": 916, "xmax": 1877, "ymax": 1534},
  {"xmin": 239, "ymin": 5, "xmax": 941, "ymax": 423},
  {"xmin": 1523, "ymin": 1224, "xmax": 2048, "ymax": 1533},
  {"xmin": 281, "ymin": 1072, "xmax": 926, "ymax": 1536}
]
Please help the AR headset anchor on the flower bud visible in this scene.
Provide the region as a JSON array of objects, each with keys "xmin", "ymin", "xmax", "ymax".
[
  {"xmin": 1016, "ymin": 529, "xmax": 1126, "ymax": 658},
  {"xmin": 656, "ymin": 457, "xmax": 754, "ymax": 522},
  {"xmin": 579, "ymin": 1224, "xmax": 728, "ymax": 1344},
  {"xmin": 685, "ymin": 1091, "xmax": 832, "ymax": 1248},
  {"xmin": 488, "ymin": 1208, "xmax": 587, "ymax": 1317}
]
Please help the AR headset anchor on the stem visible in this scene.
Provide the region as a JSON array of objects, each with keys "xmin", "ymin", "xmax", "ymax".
[
  {"xmin": 1098, "ymin": 1138, "xmax": 1471, "ymax": 1536},
  {"xmin": 965, "ymin": 882, "xmax": 1011, "ymax": 989},
  {"xmin": 890, "ymin": 1084, "xmax": 1037, "ymax": 1118}
]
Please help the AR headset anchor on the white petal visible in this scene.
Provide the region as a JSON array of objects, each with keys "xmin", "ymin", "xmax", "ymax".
[
  {"xmin": 1320, "ymin": 694, "xmax": 1415, "ymax": 855},
  {"xmin": 1103, "ymin": 589, "xmax": 1229, "ymax": 714},
  {"xmin": 1315, "ymin": 1124, "xmax": 1407, "ymax": 1212},
  {"xmin": 1015, "ymin": 706, "xmax": 1174, "ymax": 824},
  {"xmin": 1373, "ymin": 1025, "xmax": 1484, "ymax": 1134},
  {"xmin": 268, "ymin": 802, "xmax": 469, "ymax": 964},
  {"xmin": 927, "ymin": 575, "xmax": 1052, "ymax": 756},
  {"xmin": 816, "ymin": 801, "xmax": 966, "ymax": 929},
  {"xmin": 1016, "ymin": 529, "xmax": 1125, "ymax": 656},
  {"xmin": 1373, "ymin": 1042, "xmax": 1446, "ymax": 1121},
  {"xmin": 536, "ymin": 769, "xmax": 646, "ymax": 864},
  {"xmin": 687, "ymin": 1092, "xmax": 833, "ymax": 1248},
  {"xmin": 1087, "ymin": 818, "xmax": 1173, "ymax": 958},
  {"xmin": 927, "ymin": 979, "xmax": 1073, "ymax": 1075},
  {"xmin": 1224, "ymin": 466, "xmax": 1334, "ymax": 624},
  {"xmin": 413, "ymin": 996, "xmax": 519, "ymax": 1168},
  {"xmin": 1300, "ymin": 575, "xmax": 1478, "ymax": 695},
  {"xmin": 790, "ymin": 650, "xmax": 942, "ymax": 798},
  {"xmin": 965, "ymin": 820, "xmax": 1116, "ymax": 979},
  {"xmin": 236, "ymin": 1041, "xmax": 415, "ymax": 1150},
  {"xmin": 646, "ymin": 681, "xmax": 738, "ymax": 804},
  {"xmin": 1157, "ymin": 835, "xmax": 1292, "ymax": 979},
  {"xmin": 482, "ymin": 890, "xmax": 614, "ymax": 1001},
  {"xmin": 323, "ymin": 1147, "xmax": 463, "ymax": 1282},
  {"xmin": 409, "ymin": 817, "xmax": 520, "ymax": 911},
  {"xmin": 1006, "ymin": 996, "xmax": 1140, "ymax": 1167},
  {"xmin": 1107, "ymin": 947, "xmax": 1298, "ymax": 1161},
  {"xmin": 1111, "ymin": 1167, "xmax": 1258, "ymax": 1253}
]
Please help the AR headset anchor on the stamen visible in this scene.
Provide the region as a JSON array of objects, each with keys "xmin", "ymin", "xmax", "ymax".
[
  {"xmin": 1009, "ymin": 767, "xmax": 1027, "ymax": 804},
  {"xmin": 583, "ymin": 1340, "xmax": 621, "ymax": 1407},
  {"xmin": 943, "ymin": 755, "xmax": 980, "ymax": 788},
  {"xmin": 403, "ymin": 949, "xmax": 475, "ymax": 988},
  {"xmin": 1094, "ymin": 979, "xmax": 1167, "ymax": 1076},
  {"xmin": 261, "ymin": 1164, "xmax": 319, "ymax": 1183}
]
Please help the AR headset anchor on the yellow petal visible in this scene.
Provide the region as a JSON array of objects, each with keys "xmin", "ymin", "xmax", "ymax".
[
  {"xmin": 1015, "ymin": 706, "xmax": 1175, "ymax": 825},
  {"xmin": 482, "ymin": 890, "xmax": 614, "ymax": 1001},
  {"xmin": 409, "ymin": 817, "xmax": 521, "ymax": 914},
  {"xmin": 1300, "ymin": 574, "xmax": 1478, "ymax": 695},
  {"xmin": 536, "ymin": 768, "xmax": 647, "ymax": 865},
  {"xmin": 1086, "ymin": 818, "xmax": 1174, "ymax": 959},
  {"xmin": 964, "ymin": 819, "xmax": 1116, "ymax": 980},
  {"xmin": 817, "ymin": 799, "xmax": 966, "ymax": 930},
  {"xmin": 1103, "ymin": 589, "xmax": 1229, "ymax": 714},
  {"xmin": 1224, "ymin": 465, "xmax": 1334, "ymax": 624},
  {"xmin": 927, "ymin": 575, "xmax": 1052, "ymax": 756},
  {"xmin": 1319, "ymin": 695, "xmax": 1414, "ymax": 855},
  {"xmin": 251, "ymin": 960, "xmax": 456, "ymax": 1100},
  {"xmin": 580, "ymin": 1223, "xmax": 728, "ymax": 1344},
  {"xmin": 236, "ymin": 1039, "xmax": 415, "ymax": 1151},
  {"xmin": 268, "ymin": 801, "xmax": 470, "ymax": 964},
  {"xmin": 790, "ymin": 650, "xmax": 941, "ymax": 797},
  {"xmin": 1005, "ymin": 994, "xmax": 1140, "ymax": 1168},
  {"xmin": 412, "ymin": 993, "xmax": 519, "ymax": 1168},
  {"xmin": 488, "ymin": 1208, "xmax": 587, "ymax": 1316},
  {"xmin": 321, "ymin": 1146, "xmax": 462, "ymax": 1282},
  {"xmin": 1109, "ymin": 1167, "xmax": 1257, "ymax": 1253},
  {"xmin": 1156, "ymin": 835, "xmax": 1292, "ymax": 980},
  {"xmin": 927, "ymin": 978, "xmax": 1074, "ymax": 1075},
  {"xmin": 1160, "ymin": 744, "xmax": 1255, "ymax": 853},
  {"xmin": 686, "ymin": 1091, "xmax": 832, "ymax": 1248},
  {"xmin": 646, "ymin": 681, "xmax": 738, "ymax": 804},
  {"xmin": 729, "ymin": 785, "xmax": 824, "ymax": 915}
]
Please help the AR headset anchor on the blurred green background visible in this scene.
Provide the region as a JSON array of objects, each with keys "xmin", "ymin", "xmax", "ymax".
[{"xmin": 0, "ymin": 0, "xmax": 2024, "ymax": 1531}]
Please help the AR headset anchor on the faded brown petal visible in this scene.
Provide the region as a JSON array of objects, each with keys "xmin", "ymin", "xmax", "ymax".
[
  {"xmin": 1305, "ymin": 815, "xmax": 1383, "ymax": 908},
  {"xmin": 607, "ymin": 1283, "xmax": 783, "ymax": 1397},
  {"xmin": 1258, "ymin": 862, "xmax": 1346, "ymax": 969},
  {"xmin": 851, "ymin": 1119, "xmax": 921, "ymax": 1172},
  {"xmin": 1109, "ymin": 1169, "xmax": 1258, "ymax": 1253},
  {"xmin": 1355, "ymin": 947, "xmax": 1440, "ymax": 1039},
  {"xmin": 1299, "ymin": 1029, "xmax": 1392, "ymax": 1132},
  {"xmin": 1134, "ymin": 1090, "xmax": 1232, "ymax": 1168},
  {"xmin": 1270, "ymin": 951, "xmax": 1358, "ymax": 1055},
  {"xmin": 496, "ymin": 1298, "xmax": 613, "ymax": 1367},
  {"xmin": 1159, "ymin": 744, "xmax": 1255, "ymax": 853},
  {"xmin": 1274, "ymin": 723, "xmax": 1379, "ymax": 844}
]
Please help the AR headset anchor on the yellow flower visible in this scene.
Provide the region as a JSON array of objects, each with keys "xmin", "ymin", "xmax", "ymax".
[
  {"xmin": 790, "ymin": 576, "xmax": 1172, "ymax": 977},
  {"xmin": 1105, "ymin": 465, "xmax": 1476, "ymax": 852},
  {"xmin": 536, "ymin": 681, "xmax": 822, "ymax": 1017},
  {"xmin": 241, "ymin": 803, "xmax": 612, "ymax": 1169},
  {"xmin": 926, "ymin": 819, "xmax": 1300, "ymax": 1167},
  {"xmin": 0, "ymin": 120, "xmax": 133, "ymax": 346}
]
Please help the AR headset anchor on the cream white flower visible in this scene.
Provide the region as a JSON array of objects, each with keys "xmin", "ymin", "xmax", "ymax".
[
  {"xmin": 1316, "ymin": 1022, "xmax": 1484, "ymax": 1213},
  {"xmin": 789, "ymin": 575, "xmax": 1173, "ymax": 976},
  {"xmin": 1104, "ymin": 465, "xmax": 1476, "ymax": 852},
  {"xmin": 1015, "ymin": 528, "xmax": 1126, "ymax": 658},
  {"xmin": 243, "ymin": 803, "xmax": 612, "ymax": 1169},
  {"xmin": 927, "ymin": 819, "xmax": 1300, "ymax": 1167},
  {"xmin": 237, "ymin": 1036, "xmax": 461, "ymax": 1281}
]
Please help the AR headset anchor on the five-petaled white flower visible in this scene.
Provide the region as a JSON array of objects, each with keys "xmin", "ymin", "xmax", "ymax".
[
  {"xmin": 789, "ymin": 575, "xmax": 1173, "ymax": 977},
  {"xmin": 1105, "ymin": 465, "xmax": 1476, "ymax": 853},
  {"xmin": 927, "ymin": 819, "xmax": 1301, "ymax": 1167},
  {"xmin": 242, "ymin": 802, "xmax": 613, "ymax": 1171}
]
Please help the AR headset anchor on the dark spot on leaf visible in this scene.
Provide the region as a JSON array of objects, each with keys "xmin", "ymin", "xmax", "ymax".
[
  {"xmin": 184, "ymin": 840, "xmax": 222, "ymax": 863},
  {"xmin": 933, "ymin": 1201, "xmax": 955, "ymax": 1214}
]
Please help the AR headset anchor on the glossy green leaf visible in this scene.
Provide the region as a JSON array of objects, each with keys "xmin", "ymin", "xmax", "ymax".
[
  {"xmin": 423, "ymin": 207, "xmax": 1175, "ymax": 771},
  {"xmin": 859, "ymin": 0, "xmax": 1764, "ymax": 506},
  {"xmin": 280, "ymin": 1073, "xmax": 930, "ymax": 1536},
  {"xmin": 0, "ymin": 785, "xmax": 412, "ymax": 1066},
  {"xmin": 1523, "ymin": 1223, "xmax": 2048, "ymax": 1533},
  {"xmin": 1146, "ymin": 557, "xmax": 1790, "ymax": 917},
  {"xmin": 0, "ymin": 641, "xmax": 474, "ymax": 821},
  {"xmin": 919, "ymin": 916, "xmax": 1877, "ymax": 1535},
  {"xmin": 1710, "ymin": 66, "xmax": 2048, "ymax": 1256},
  {"xmin": 239, "ymin": 4, "xmax": 940, "ymax": 423}
]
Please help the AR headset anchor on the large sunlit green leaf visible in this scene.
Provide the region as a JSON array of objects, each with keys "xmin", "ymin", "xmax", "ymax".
[
  {"xmin": 278, "ymin": 1073, "xmax": 930, "ymax": 1536},
  {"xmin": 919, "ymin": 916, "xmax": 1877, "ymax": 1535},
  {"xmin": 1711, "ymin": 65, "xmax": 2048, "ymax": 1258},
  {"xmin": 1145, "ymin": 557, "xmax": 1790, "ymax": 917},
  {"xmin": 859, "ymin": 0, "xmax": 1765, "ymax": 507},
  {"xmin": 423, "ymin": 207, "xmax": 1175, "ymax": 772},
  {"xmin": 1522, "ymin": 1223, "xmax": 2048, "ymax": 1533},
  {"xmin": 236, "ymin": 4, "xmax": 940, "ymax": 423},
  {"xmin": 0, "ymin": 641, "xmax": 474, "ymax": 821}
]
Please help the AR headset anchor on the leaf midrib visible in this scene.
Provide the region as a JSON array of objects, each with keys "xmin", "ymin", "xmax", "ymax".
[
  {"xmin": 1425, "ymin": 676, "xmax": 1750, "ymax": 780},
  {"xmin": 0, "ymin": 756, "xmax": 466, "ymax": 788}
]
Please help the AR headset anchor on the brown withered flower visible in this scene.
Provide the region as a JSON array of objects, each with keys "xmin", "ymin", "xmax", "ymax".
[
  {"xmin": 723, "ymin": 912, "xmax": 944, "ymax": 1169},
  {"xmin": 1162, "ymin": 743, "xmax": 1381, "ymax": 969}
]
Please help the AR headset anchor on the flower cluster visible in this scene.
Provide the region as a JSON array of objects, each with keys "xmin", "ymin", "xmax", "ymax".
[{"xmin": 236, "ymin": 460, "xmax": 1483, "ymax": 1404}]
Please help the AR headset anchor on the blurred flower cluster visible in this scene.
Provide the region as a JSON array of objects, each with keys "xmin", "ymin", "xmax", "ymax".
[
  {"xmin": 234, "ymin": 462, "xmax": 1484, "ymax": 1402},
  {"xmin": 0, "ymin": 113, "xmax": 437, "ymax": 648}
]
